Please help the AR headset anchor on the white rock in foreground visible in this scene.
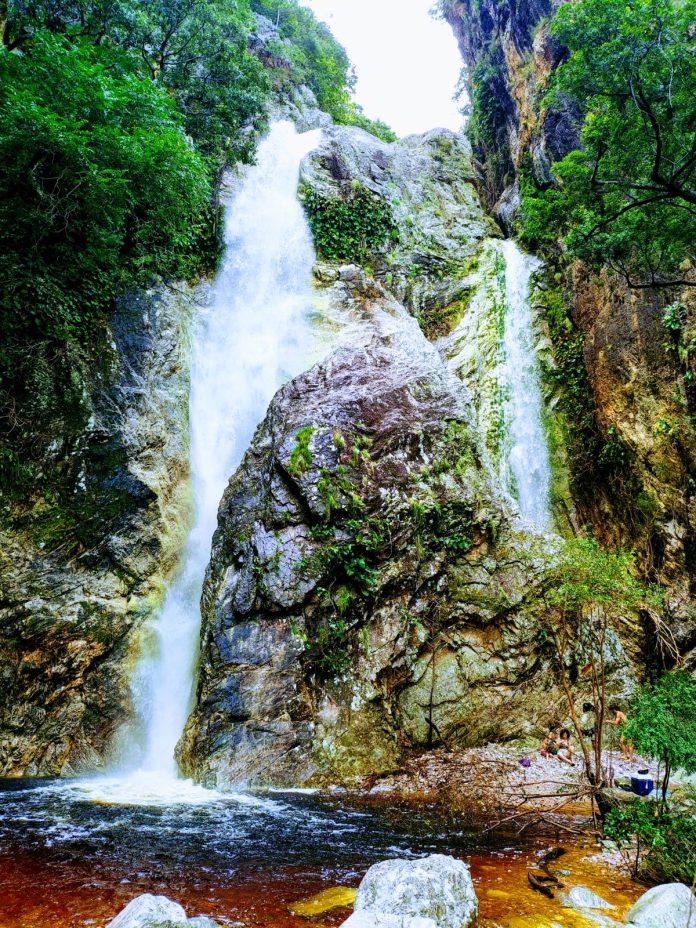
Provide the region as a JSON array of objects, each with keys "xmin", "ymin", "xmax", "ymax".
[
  {"xmin": 341, "ymin": 915, "xmax": 437, "ymax": 928},
  {"xmin": 343, "ymin": 854, "xmax": 477, "ymax": 928},
  {"xmin": 107, "ymin": 894, "xmax": 223, "ymax": 928},
  {"xmin": 626, "ymin": 883, "xmax": 696, "ymax": 928},
  {"xmin": 108, "ymin": 895, "xmax": 189, "ymax": 928}
]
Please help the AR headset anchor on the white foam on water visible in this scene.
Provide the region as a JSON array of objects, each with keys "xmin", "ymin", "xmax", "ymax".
[{"xmin": 36, "ymin": 773, "xmax": 284, "ymax": 811}]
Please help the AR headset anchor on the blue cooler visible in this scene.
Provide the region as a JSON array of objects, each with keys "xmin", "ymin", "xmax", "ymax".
[{"xmin": 631, "ymin": 769, "xmax": 654, "ymax": 796}]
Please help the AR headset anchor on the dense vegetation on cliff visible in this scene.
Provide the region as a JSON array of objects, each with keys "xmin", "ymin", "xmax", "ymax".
[
  {"xmin": 521, "ymin": 0, "xmax": 695, "ymax": 290},
  {"xmin": 0, "ymin": 0, "xmax": 392, "ymax": 495}
]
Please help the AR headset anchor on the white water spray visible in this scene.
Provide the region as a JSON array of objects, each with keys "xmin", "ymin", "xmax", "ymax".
[
  {"xmin": 499, "ymin": 239, "xmax": 553, "ymax": 530},
  {"xmin": 127, "ymin": 121, "xmax": 323, "ymax": 786}
]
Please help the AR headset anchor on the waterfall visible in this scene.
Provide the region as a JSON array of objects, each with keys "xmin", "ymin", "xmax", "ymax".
[
  {"xmin": 499, "ymin": 239, "xmax": 552, "ymax": 531},
  {"xmin": 129, "ymin": 121, "xmax": 323, "ymax": 782}
]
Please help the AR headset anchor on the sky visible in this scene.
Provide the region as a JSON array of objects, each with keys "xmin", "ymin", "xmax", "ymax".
[{"xmin": 303, "ymin": 0, "xmax": 465, "ymax": 138}]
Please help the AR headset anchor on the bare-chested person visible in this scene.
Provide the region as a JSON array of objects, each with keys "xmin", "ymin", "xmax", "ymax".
[{"xmin": 608, "ymin": 704, "xmax": 634, "ymax": 761}]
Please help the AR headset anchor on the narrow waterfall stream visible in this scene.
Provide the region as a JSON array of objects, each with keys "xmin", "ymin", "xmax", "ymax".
[
  {"xmin": 499, "ymin": 240, "xmax": 553, "ymax": 531},
  {"xmin": 445, "ymin": 239, "xmax": 554, "ymax": 531},
  {"xmin": 123, "ymin": 120, "xmax": 324, "ymax": 791}
]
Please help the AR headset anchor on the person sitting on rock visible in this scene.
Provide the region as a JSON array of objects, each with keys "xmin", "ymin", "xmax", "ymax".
[
  {"xmin": 556, "ymin": 728, "xmax": 576, "ymax": 766},
  {"xmin": 608, "ymin": 704, "xmax": 634, "ymax": 762},
  {"xmin": 539, "ymin": 729, "xmax": 559, "ymax": 758}
]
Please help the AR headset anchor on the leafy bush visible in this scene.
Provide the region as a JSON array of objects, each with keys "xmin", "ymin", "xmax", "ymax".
[
  {"xmin": 604, "ymin": 673, "xmax": 696, "ymax": 885},
  {"xmin": 300, "ymin": 184, "xmax": 399, "ymax": 265},
  {"xmin": 624, "ymin": 671, "xmax": 696, "ymax": 797},
  {"xmin": 543, "ymin": 538, "xmax": 658, "ymax": 616},
  {"xmin": 605, "ymin": 794, "xmax": 696, "ymax": 884}
]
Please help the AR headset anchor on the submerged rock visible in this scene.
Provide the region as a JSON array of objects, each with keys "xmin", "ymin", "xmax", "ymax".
[
  {"xmin": 346, "ymin": 854, "xmax": 477, "ymax": 928},
  {"xmin": 559, "ymin": 886, "xmax": 614, "ymax": 910},
  {"xmin": 626, "ymin": 883, "xmax": 696, "ymax": 928},
  {"xmin": 290, "ymin": 886, "xmax": 357, "ymax": 916}
]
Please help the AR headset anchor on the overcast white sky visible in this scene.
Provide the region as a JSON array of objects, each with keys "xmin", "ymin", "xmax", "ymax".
[{"xmin": 303, "ymin": 0, "xmax": 464, "ymax": 137}]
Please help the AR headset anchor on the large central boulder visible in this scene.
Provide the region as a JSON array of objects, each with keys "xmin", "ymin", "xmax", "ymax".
[
  {"xmin": 343, "ymin": 855, "xmax": 478, "ymax": 928},
  {"xmin": 178, "ymin": 268, "xmax": 552, "ymax": 787}
]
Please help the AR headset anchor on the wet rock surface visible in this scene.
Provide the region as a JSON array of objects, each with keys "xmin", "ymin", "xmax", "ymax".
[
  {"xmin": 300, "ymin": 124, "xmax": 496, "ymax": 317},
  {"xmin": 0, "ymin": 280, "xmax": 203, "ymax": 776},
  {"xmin": 178, "ymin": 266, "xmax": 568, "ymax": 787},
  {"xmin": 443, "ymin": 0, "xmax": 575, "ymax": 213},
  {"xmin": 443, "ymin": 0, "xmax": 696, "ymax": 665}
]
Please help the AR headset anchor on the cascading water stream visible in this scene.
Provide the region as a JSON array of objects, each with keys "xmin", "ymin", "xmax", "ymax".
[
  {"xmin": 499, "ymin": 239, "xmax": 553, "ymax": 531},
  {"xmin": 122, "ymin": 120, "xmax": 324, "ymax": 790}
]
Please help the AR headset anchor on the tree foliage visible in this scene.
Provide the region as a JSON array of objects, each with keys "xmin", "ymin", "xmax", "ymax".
[
  {"xmin": 624, "ymin": 670, "xmax": 696, "ymax": 793},
  {"xmin": 0, "ymin": 0, "xmax": 393, "ymax": 497},
  {"xmin": 605, "ymin": 792, "xmax": 696, "ymax": 884},
  {"xmin": 543, "ymin": 538, "xmax": 660, "ymax": 617},
  {"xmin": 249, "ymin": 0, "xmax": 397, "ymax": 141},
  {"xmin": 4, "ymin": 0, "xmax": 271, "ymax": 160},
  {"xmin": 0, "ymin": 31, "xmax": 210, "ymax": 363},
  {"xmin": 522, "ymin": 0, "xmax": 696, "ymax": 289},
  {"xmin": 539, "ymin": 538, "xmax": 662, "ymax": 786},
  {"xmin": 605, "ymin": 670, "xmax": 696, "ymax": 885}
]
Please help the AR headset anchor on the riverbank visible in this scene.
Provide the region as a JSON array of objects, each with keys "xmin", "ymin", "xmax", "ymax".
[{"xmin": 352, "ymin": 743, "xmax": 659, "ymax": 819}]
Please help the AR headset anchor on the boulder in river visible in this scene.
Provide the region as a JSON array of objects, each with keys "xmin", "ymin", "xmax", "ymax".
[
  {"xmin": 343, "ymin": 854, "xmax": 478, "ymax": 928},
  {"xmin": 107, "ymin": 894, "xmax": 223, "ymax": 928},
  {"xmin": 559, "ymin": 886, "xmax": 614, "ymax": 910},
  {"xmin": 626, "ymin": 883, "xmax": 696, "ymax": 928},
  {"xmin": 342, "ymin": 915, "xmax": 437, "ymax": 928}
]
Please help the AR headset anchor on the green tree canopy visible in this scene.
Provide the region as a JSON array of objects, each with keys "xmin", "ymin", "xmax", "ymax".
[
  {"xmin": 0, "ymin": 31, "xmax": 210, "ymax": 352},
  {"xmin": 248, "ymin": 0, "xmax": 397, "ymax": 141},
  {"xmin": 4, "ymin": 0, "xmax": 271, "ymax": 160},
  {"xmin": 522, "ymin": 0, "xmax": 696, "ymax": 289},
  {"xmin": 624, "ymin": 670, "xmax": 696, "ymax": 789}
]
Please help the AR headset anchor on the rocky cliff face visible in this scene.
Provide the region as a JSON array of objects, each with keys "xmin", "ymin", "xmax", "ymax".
[
  {"xmin": 0, "ymin": 281, "xmax": 203, "ymax": 775},
  {"xmin": 178, "ymin": 125, "xmax": 633, "ymax": 788},
  {"xmin": 299, "ymin": 125, "xmax": 496, "ymax": 314},
  {"xmin": 443, "ymin": 0, "xmax": 696, "ymax": 668},
  {"xmin": 179, "ymin": 267, "xmax": 566, "ymax": 787},
  {"xmin": 442, "ymin": 0, "xmax": 575, "ymax": 221}
]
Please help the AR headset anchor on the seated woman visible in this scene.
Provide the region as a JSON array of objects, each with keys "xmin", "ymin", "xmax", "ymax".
[
  {"xmin": 539, "ymin": 729, "xmax": 559, "ymax": 758},
  {"xmin": 556, "ymin": 728, "xmax": 576, "ymax": 766}
]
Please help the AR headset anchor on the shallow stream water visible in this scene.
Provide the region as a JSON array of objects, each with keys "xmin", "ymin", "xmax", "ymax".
[{"xmin": 0, "ymin": 780, "xmax": 641, "ymax": 928}]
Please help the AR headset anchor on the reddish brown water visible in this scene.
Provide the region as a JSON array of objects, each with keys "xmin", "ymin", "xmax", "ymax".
[{"xmin": 0, "ymin": 780, "xmax": 641, "ymax": 928}]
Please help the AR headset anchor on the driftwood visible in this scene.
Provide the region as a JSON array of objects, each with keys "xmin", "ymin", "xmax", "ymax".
[
  {"xmin": 528, "ymin": 847, "xmax": 566, "ymax": 898},
  {"xmin": 527, "ymin": 872, "xmax": 555, "ymax": 898}
]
